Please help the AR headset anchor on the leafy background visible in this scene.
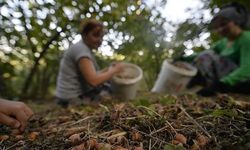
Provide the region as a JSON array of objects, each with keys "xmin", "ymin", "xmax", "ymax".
[{"xmin": 0, "ymin": 0, "xmax": 250, "ymax": 100}]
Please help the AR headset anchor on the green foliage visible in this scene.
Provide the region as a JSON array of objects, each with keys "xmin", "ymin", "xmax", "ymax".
[
  {"xmin": 210, "ymin": 0, "xmax": 250, "ymax": 9},
  {"xmin": 158, "ymin": 95, "xmax": 176, "ymax": 105},
  {"xmin": 211, "ymin": 108, "xmax": 238, "ymax": 117},
  {"xmin": 133, "ymin": 98, "xmax": 152, "ymax": 107}
]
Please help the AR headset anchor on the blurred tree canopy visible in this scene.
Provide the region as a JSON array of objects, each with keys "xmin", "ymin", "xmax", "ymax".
[
  {"xmin": 0, "ymin": 0, "xmax": 249, "ymax": 100},
  {"xmin": 0, "ymin": 0, "xmax": 168, "ymax": 99}
]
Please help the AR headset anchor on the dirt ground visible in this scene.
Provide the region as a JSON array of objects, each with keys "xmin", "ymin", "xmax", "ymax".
[{"xmin": 0, "ymin": 93, "xmax": 250, "ymax": 150}]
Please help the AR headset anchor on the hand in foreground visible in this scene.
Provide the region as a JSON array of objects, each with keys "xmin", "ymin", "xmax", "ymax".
[{"xmin": 0, "ymin": 99, "xmax": 33, "ymax": 132}]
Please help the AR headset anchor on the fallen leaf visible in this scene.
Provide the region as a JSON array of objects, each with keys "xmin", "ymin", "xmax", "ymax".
[
  {"xmin": 132, "ymin": 132, "xmax": 142, "ymax": 141},
  {"xmin": 116, "ymin": 135, "xmax": 128, "ymax": 145},
  {"xmin": 72, "ymin": 143, "xmax": 85, "ymax": 150},
  {"xmin": 175, "ymin": 133, "xmax": 187, "ymax": 144},
  {"xmin": 235, "ymin": 100, "xmax": 250, "ymax": 110},
  {"xmin": 69, "ymin": 133, "xmax": 81, "ymax": 146},
  {"xmin": 0, "ymin": 135, "xmax": 9, "ymax": 141},
  {"xmin": 64, "ymin": 127, "xmax": 86, "ymax": 137},
  {"xmin": 15, "ymin": 135, "xmax": 24, "ymax": 140},
  {"xmin": 28, "ymin": 132, "xmax": 40, "ymax": 141},
  {"xmin": 191, "ymin": 142, "xmax": 200, "ymax": 150},
  {"xmin": 86, "ymin": 138, "xmax": 98, "ymax": 149},
  {"xmin": 134, "ymin": 146, "xmax": 144, "ymax": 150},
  {"xmin": 58, "ymin": 116, "xmax": 71, "ymax": 123},
  {"xmin": 196, "ymin": 134, "xmax": 209, "ymax": 146},
  {"xmin": 107, "ymin": 131, "xmax": 127, "ymax": 140},
  {"xmin": 114, "ymin": 103, "xmax": 126, "ymax": 112},
  {"xmin": 114, "ymin": 146, "xmax": 128, "ymax": 150},
  {"xmin": 171, "ymin": 139, "xmax": 181, "ymax": 145},
  {"xmin": 96, "ymin": 143, "xmax": 112, "ymax": 150},
  {"xmin": 110, "ymin": 111, "xmax": 120, "ymax": 121}
]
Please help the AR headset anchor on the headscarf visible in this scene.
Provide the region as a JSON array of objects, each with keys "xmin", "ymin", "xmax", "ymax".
[{"xmin": 210, "ymin": 3, "xmax": 249, "ymax": 29}]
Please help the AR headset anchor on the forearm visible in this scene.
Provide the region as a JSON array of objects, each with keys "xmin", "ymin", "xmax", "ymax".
[
  {"xmin": 98, "ymin": 67, "xmax": 108, "ymax": 73},
  {"xmin": 87, "ymin": 69, "xmax": 114, "ymax": 87}
]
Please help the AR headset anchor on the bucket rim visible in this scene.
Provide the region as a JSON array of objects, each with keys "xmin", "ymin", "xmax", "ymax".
[
  {"xmin": 112, "ymin": 62, "xmax": 143, "ymax": 85},
  {"xmin": 164, "ymin": 59, "xmax": 197, "ymax": 76}
]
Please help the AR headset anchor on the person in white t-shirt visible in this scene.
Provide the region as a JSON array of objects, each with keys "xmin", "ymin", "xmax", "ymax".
[{"xmin": 56, "ymin": 19, "xmax": 125, "ymax": 107}]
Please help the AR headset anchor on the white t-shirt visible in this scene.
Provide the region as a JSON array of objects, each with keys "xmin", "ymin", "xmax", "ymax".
[{"xmin": 56, "ymin": 39, "xmax": 99, "ymax": 99}]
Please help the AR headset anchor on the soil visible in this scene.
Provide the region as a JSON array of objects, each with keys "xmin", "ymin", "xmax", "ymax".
[{"xmin": 0, "ymin": 93, "xmax": 250, "ymax": 150}]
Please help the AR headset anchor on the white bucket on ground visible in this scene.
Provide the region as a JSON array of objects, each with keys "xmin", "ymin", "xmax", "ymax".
[
  {"xmin": 151, "ymin": 59, "xmax": 197, "ymax": 94},
  {"xmin": 111, "ymin": 63, "xmax": 143, "ymax": 100}
]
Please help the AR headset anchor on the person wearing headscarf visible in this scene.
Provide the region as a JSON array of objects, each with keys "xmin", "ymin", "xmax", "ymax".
[{"xmin": 188, "ymin": 2, "xmax": 250, "ymax": 96}]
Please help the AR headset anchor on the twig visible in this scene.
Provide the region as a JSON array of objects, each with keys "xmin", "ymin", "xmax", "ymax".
[
  {"xmin": 138, "ymin": 105, "xmax": 177, "ymax": 134},
  {"xmin": 120, "ymin": 115, "xmax": 147, "ymax": 121},
  {"xmin": 99, "ymin": 104, "xmax": 109, "ymax": 112},
  {"xmin": 151, "ymin": 141, "xmax": 158, "ymax": 150},
  {"xmin": 64, "ymin": 116, "xmax": 95, "ymax": 127},
  {"xmin": 131, "ymin": 128, "xmax": 168, "ymax": 144},
  {"xmin": 97, "ymin": 130, "xmax": 118, "ymax": 137},
  {"xmin": 149, "ymin": 138, "xmax": 151, "ymax": 150},
  {"xmin": 165, "ymin": 121, "xmax": 177, "ymax": 134},
  {"xmin": 6, "ymin": 141, "xmax": 24, "ymax": 150},
  {"xmin": 107, "ymin": 132, "xmax": 127, "ymax": 140},
  {"xmin": 178, "ymin": 105, "xmax": 212, "ymax": 138},
  {"xmin": 138, "ymin": 106, "xmax": 161, "ymax": 117},
  {"xmin": 150, "ymin": 126, "xmax": 168, "ymax": 135}
]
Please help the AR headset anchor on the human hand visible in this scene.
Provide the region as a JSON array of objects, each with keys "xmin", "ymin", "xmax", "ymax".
[
  {"xmin": 0, "ymin": 99, "xmax": 34, "ymax": 132},
  {"xmin": 110, "ymin": 62, "xmax": 125, "ymax": 74}
]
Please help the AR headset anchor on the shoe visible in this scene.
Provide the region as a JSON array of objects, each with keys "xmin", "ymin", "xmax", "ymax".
[
  {"xmin": 187, "ymin": 72, "xmax": 206, "ymax": 89},
  {"xmin": 56, "ymin": 98, "xmax": 69, "ymax": 108}
]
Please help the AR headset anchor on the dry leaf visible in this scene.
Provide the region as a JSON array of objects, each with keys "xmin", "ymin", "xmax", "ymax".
[
  {"xmin": 69, "ymin": 133, "xmax": 81, "ymax": 146},
  {"xmin": 132, "ymin": 132, "xmax": 142, "ymax": 141},
  {"xmin": 110, "ymin": 111, "xmax": 120, "ymax": 121},
  {"xmin": 64, "ymin": 127, "xmax": 86, "ymax": 137},
  {"xmin": 196, "ymin": 134, "xmax": 209, "ymax": 146},
  {"xmin": 107, "ymin": 136, "xmax": 117, "ymax": 144},
  {"xmin": 235, "ymin": 100, "xmax": 250, "ymax": 110},
  {"xmin": 171, "ymin": 140, "xmax": 181, "ymax": 145},
  {"xmin": 58, "ymin": 116, "xmax": 71, "ymax": 123},
  {"xmin": 175, "ymin": 133, "xmax": 187, "ymax": 144},
  {"xmin": 116, "ymin": 135, "xmax": 128, "ymax": 145},
  {"xmin": 72, "ymin": 143, "xmax": 86, "ymax": 150},
  {"xmin": 15, "ymin": 135, "xmax": 24, "ymax": 140},
  {"xmin": 86, "ymin": 138, "xmax": 98, "ymax": 149},
  {"xmin": 134, "ymin": 147, "xmax": 144, "ymax": 150},
  {"xmin": 107, "ymin": 135, "xmax": 128, "ymax": 146},
  {"xmin": 114, "ymin": 146, "xmax": 128, "ymax": 150},
  {"xmin": 107, "ymin": 131, "xmax": 127, "ymax": 140},
  {"xmin": 191, "ymin": 142, "xmax": 200, "ymax": 150},
  {"xmin": 96, "ymin": 143, "xmax": 112, "ymax": 150},
  {"xmin": 114, "ymin": 103, "xmax": 125, "ymax": 112},
  {"xmin": 28, "ymin": 132, "xmax": 40, "ymax": 141},
  {"xmin": 0, "ymin": 135, "xmax": 9, "ymax": 141}
]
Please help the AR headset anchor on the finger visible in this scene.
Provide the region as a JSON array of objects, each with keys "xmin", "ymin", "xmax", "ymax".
[
  {"xmin": 23, "ymin": 105, "xmax": 34, "ymax": 118},
  {"xmin": 15, "ymin": 111, "xmax": 29, "ymax": 132},
  {"xmin": 0, "ymin": 112, "xmax": 21, "ymax": 129}
]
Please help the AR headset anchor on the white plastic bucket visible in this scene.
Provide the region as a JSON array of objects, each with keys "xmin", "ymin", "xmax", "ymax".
[
  {"xmin": 111, "ymin": 63, "xmax": 143, "ymax": 100},
  {"xmin": 151, "ymin": 60, "xmax": 197, "ymax": 94}
]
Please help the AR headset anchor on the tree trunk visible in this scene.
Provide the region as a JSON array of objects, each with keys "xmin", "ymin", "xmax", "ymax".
[{"xmin": 21, "ymin": 26, "xmax": 66, "ymax": 98}]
